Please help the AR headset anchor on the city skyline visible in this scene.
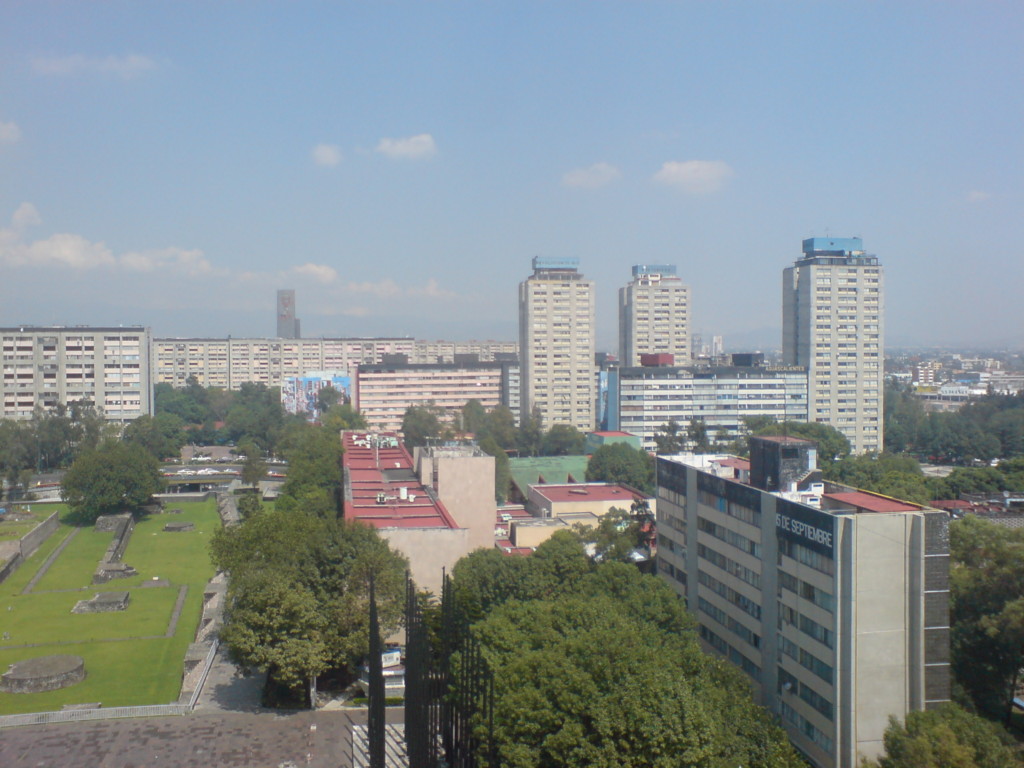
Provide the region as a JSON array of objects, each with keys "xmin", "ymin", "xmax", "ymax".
[{"xmin": 1, "ymin": 3, "xmax": 1021, "ymax": 350}]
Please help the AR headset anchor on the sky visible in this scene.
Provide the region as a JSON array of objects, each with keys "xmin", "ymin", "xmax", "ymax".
[{"xmin": 1, "ymin": 2, "xmax": 1021, "ymax": 352}]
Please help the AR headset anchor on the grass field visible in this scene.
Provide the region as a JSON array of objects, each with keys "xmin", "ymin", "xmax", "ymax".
[{"xmin": 0, "ymin": 500, "xmax": 219, "ymax": 714}]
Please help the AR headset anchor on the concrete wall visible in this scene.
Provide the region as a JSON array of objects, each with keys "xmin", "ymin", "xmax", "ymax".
[
  {"xmin": 382, "ymin": 526, "xmax": 470, "ymax": 596},
  {"xmin": 434, "ymin": 454, "xmax": 495, "ymax": 552}
]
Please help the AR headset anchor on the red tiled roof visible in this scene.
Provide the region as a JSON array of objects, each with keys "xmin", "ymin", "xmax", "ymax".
[
  {"xmin": 342, "ymin": 431, "xmax": 458, "ymax": 529},
  {"xmin": 716, "ymin": 457, "xmax": 751, "ymax": 470},
  {"xmin": 824, "ymin": 491, "xmax": 921, "ymax": 513},
  {"xmin": 931, "ymin": 499, "xmax": 972, "ymax": 510}
]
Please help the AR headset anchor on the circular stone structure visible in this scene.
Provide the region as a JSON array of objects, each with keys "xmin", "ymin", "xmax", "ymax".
[{"xmin": 1, "ymin": 655, "xmax": 85, "ymax": 694}]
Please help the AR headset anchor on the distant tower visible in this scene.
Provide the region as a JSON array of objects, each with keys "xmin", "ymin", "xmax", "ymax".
[
  {"xmin": 519, "ymin": 257, "xmax": 595, "ymax": 431},
  {"xmin": 619, "ymin": 265, "xmax": 690, "ymax": 366},
  {"xmin": 277, "ymin": 289, "xmax": 300, "ymax": 338},
  {"xmin": 783, "ymin": 237, "xmax": 883, "ymax": 453}
]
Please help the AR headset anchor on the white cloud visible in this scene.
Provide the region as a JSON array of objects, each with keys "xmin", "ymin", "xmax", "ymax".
[
  {"xmin": 11, "ymin": 203, "xmax": 41, "ymax": 229},
  {"xmin": 407, "ymin": 278, "xmax": 456, "ymax": 300},
  {"xmin": 345, "ymin": 278, "xmax": 403, "ymax": 298},
  {"xmin": 120, "ymin": 247, "xmax": 218, "ymax": 277},
  {"xmin": 0, "ymin": 205, "xmax": 218, "ymax": 277},
  {"xmin": 375, "ymin": 133, "xmax": 437, "ymax": 160},
  {"xmin": 311, "ymin": 143, "xmax": 342, "ymax": 167},
  {"xmin": 4, "ymin": 233, "xmax": 116, "ymax": 269},
  {"xmin": 31, "ymin": 54, "xmax": 157, "ymax": 79},
  {"xmin": 967, "ymin": 189, "xmax": 991, "ymax": 203},
  {"xmin": 561, "ymin": 162, "xmax": 620, "ymax": 189},
  {"xmin": 653, "ymin": 160, "xmax": 734, "ymax": 194},
  {"xmin": 293, "ymin": 262, "xmax": 338, "ymax": 283},
  {"xmin": 0, "ymin": 121, "xmax": 21, "ymax": 145}
]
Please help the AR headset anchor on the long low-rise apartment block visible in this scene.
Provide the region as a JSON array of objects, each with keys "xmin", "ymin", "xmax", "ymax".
[
  {"xmin": 656, "ymin": 436, "xmax": 949, "ymax": 768},
  {"xmin": 1, "ymin": 326, "xmax": 152, "ymax": 422},
  {"xmin": 154, "ymin": 337, "xmax": 518, "ymax": 389}
]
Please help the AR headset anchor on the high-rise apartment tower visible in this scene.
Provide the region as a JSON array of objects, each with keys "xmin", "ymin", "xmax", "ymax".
[
  {"xmin": 518, "ymin": 257, "xmax": 595, "ymax": 431},
  {"xmin": 619, "ymin": 264, "xmax": 690, "ymax": 366},
  {"xmin": 783, "ymin": 238, "xmax": 883, "ymax": 454},
  {"xmin": 276, "ymin": 289, "xmax": 300, "ymax": 338}
]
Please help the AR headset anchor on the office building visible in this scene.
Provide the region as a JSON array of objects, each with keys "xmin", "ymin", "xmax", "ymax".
[
  {"xmin": 783, "ymin": 238, "xmax": 883, "ymax": 453},
  {"xmin": 276, "ymin": 289, "xmax": 300, "ymax": 338},
  {"xmin": 605, "ymin": 354, "xmax": 808, "ymax": 451},
  {"xmin": 519, "ymin": 257, "xmax": 595, "ymax": 432},
  {"xmin": 619, "ymin": 264, "xmax": 690, "ymax": 366},
  {"xmin": 657, "ymin": 436, "xmax": 949, "ymax": 768},
  {"xmin": 1, "ymin": 326, "xmax": 152, "ymax": 422}
]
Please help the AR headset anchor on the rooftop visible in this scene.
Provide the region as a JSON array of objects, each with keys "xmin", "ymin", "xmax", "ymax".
[
  {"xmin": 823, "ymin": 491, "xmax": 922, "ymax": 514},
  {"xmin": 530, "ymin": 482, "xmax": 645, "ymax": 504},
  {"xmin": 342, "ymin": 431, "xmax": 459, "ymax": 530}
]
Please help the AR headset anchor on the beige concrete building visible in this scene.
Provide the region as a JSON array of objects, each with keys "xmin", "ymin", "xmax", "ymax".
[
  {"xmin": 518, "ymin": 257, "xmax": 595, "ymax": 431},
  {"xmin": 414, "ymin": 440, "xmax": 496, "ymax": 552},
  {"xmin": 657, "ymin": 436, "xmax": 949, "ymax": 768},
  {"xmin": 355, "ymin": 360, "xmax": 517, "ymax": 432},
  {"xmin": 783, "ymin": 238, "xmax": 883, "ymax": 453},
  {"xmin": 619, "ymin": 264, "xmax": 690, "ymax": 366},
  {"xmin": 1, "ymin": 326, "xmax": 152, "ymax": 422}
]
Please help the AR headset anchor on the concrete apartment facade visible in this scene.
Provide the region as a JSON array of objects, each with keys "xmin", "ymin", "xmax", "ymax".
[
  {"xmin": 355, "ymin": 359, "xmax": 519, "ymax": 432},
  {"xmin": 153, "ymin": 337, "xmax": 518, "ymax": 390},
  {"xmin": 1, "ymin": 326, "xmax": 152, "ymax": 423},
  {"xmin": 619, "ymin": 264, "xmax": 691, "ymax": 367},
  {"xmin": 519, "ymin": 257, "xmax": 595, "ymax": 432},
  {"xmin": 656, "ymin": 437, "xmax": 949, "ymax": 768},
  {"xmin": 605, "ymin": 355, "xmax": 809, "ymax": 451},
  {"xmin": 783, "ymin": 238, "xmax": 884, "ymax": 454}
]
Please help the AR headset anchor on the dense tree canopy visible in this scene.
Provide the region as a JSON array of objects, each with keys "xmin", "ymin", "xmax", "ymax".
[
  {"xmin": 540, "ymin": 423, "xmax": 586, "ymax": 456},
  {"xmin": 863, "ymin": 703, "xmax": 1018, "ymax": 768},
  {"xmin": 211, "ymin": 509, "xmax": 408, "ymax": 695},
  {"xmin": 585, "ymin": 442, "xmax": 655, "ymax": 495},
  {"xmin": 61, "ymin": 440, "xmax": 164, "ymax": 522},
  {"xmin": 449, "ymin": 541, "xmax": 802, "ymax": 768},
  {"xmin": 401, "ymin": 404, "xmax": 447, "ymax": 451}
]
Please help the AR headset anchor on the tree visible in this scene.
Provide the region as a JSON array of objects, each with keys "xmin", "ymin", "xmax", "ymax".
[
  {"xmin": 401, "ymin": 404, "xmax": 444, "ymax": 452},
  {"xmin": 585, "ymin": 443, "xmax": 654, "ymax": 495},
  {"xmin": 123, "ymin": 412, "xmax": 185, "ymax": 461},
  {"xmin": 686, "ymin": 416, "xmax": 711, "ymax": 452},
  {"xmin": 862, "ymin": 703, "xmax": 1017, "ymax": 768},
  {"xmin": 949, "ymin": 515, "xmax": 1024, "ymax": 722},
  {"xmin": 461, "ymin": 399, "xmax": 488, "ymax": 436},
  {"xmin": 236, "ymin": 492, "xmax": 263, "ymax": 520},
  {"xmin": 516, "ymin": 406, "xmax": 544, "ymax": 457},
  {"xmin": 61, "ymin": 441, "xmax": 164, "ymax": 523},
  {"xmin": 541, "ymin": 423, "xmax": 585, "ymax": 456},
  {"xmin": 321, "ymin": 403, "xmax": 368, "ymax": 433},
  {"xmin": 211, "ymin": 509, "xmax": 408, "ymax": 697},
  {"xmin": 653, "ymin": 419, "xmax": 687, "ymax": 455},
  {"xmin": 485, "ymin": 405, "xmax": 518, "ymax": 451},
  {"xmin": 572, "ymin": 507, "xmax": 645, "ymax": 563},
  {"xmin": 479, "ymin": 436, "xmax": 512, "ymax": 503},
  {"xmin": 316, "ymin": 385, "xmax": 341, "ymax": 415},
  {"xmin": 238, "ymin": 438, "xmax": 268, "ymax": 489},
  {"xmin": 277, "ymin": 424, "xmax": 345, "ymax": 516},
  {"xmin": 462, "ymin": 564, "xmax": 802, "ymax": 768}
]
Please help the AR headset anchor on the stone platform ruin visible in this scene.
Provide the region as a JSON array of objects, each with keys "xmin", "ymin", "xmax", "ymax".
[
  {"xmin": 93, "ymin": 513, "xmax": 137, "ymax": 584},
  {"xmin": 163, "ymin": 521, "xmax": 195, "ymax": 532},
  {"xmin": 0, "ymin": 654, "xmax": 86, "ymax": 693},
  {"xmin": 72, "ymin": 591, "xmax": 130, "ymax": 614}
]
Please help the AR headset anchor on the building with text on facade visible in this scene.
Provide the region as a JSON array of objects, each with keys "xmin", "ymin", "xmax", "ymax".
[
  {"xmin": 783, "ymin": 238, "xmax": 883, "ymax": 453},
  {"xmin": 619, "ymin": 264, "xmax": 690, "ymax": 367},
  {"xmin": 656, "ymin": 436, "xmax": 949, "ymax": 768},
  {"xmin": 1, "ymin": 326, "xmax": 152, "ymax": 423},
  {"xmin": 604, "ymin": 353, "xmax": 808, "ymax": 452},
  {"xmin": 518, "ymin": 257, "xmax": 595, "ymax": 432}
]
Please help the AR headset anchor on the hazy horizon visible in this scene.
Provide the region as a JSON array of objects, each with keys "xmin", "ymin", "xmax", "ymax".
[{"xmin": 2, "ymin": 3, "xmax": 1021, "ymax": 352}]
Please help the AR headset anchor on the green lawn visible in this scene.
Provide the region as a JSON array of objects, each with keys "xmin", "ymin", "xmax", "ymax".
[{"xmin": 0, "ymin": 499, "xmax": 220, "ymax": 714}]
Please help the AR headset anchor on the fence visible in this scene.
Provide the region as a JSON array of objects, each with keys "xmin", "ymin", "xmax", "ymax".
[{"xmin": 0, "ymin": 639, "xmax": 220, "ymax": 729}]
